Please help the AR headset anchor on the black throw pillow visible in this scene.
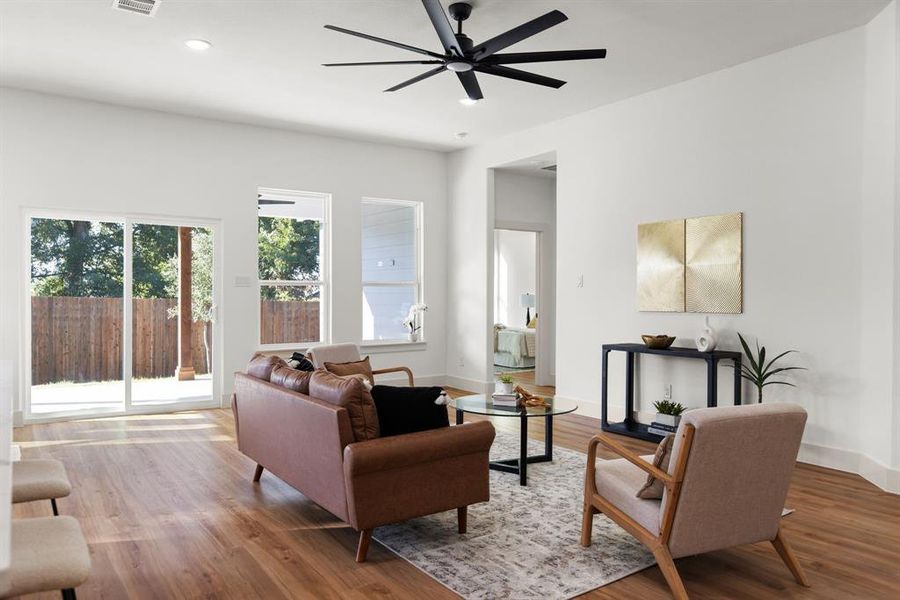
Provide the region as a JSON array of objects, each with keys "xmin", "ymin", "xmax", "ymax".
[
  {"xmin": 289, "ymin": 352, "xmax": 315, "ymax": 372},
  {"xmin": 370, "ymin": 385, "xmax": 450, "ymax": 437}
]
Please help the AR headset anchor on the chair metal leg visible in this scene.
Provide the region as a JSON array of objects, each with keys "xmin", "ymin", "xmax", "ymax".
[
  {"xmin": 253, "ymin": 464, "xmax": 264, "ymax": 483},
  {"xmin": 51, "ymin": 498, "xmax": 59, "ymax": 516},
  {"xmin": 771, "ymin": 527, "xmax": 810, "ymax": 587},
  {"xmin": 61, "ymin": 589, "xmax": 76, "ymax": 600}
]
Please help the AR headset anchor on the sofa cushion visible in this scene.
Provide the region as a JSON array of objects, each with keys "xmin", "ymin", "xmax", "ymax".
[
  {"xmin": 636, "ymin": 433, "xmax": 675, "ymax": 499},
  {"xmin": 270, "ymin": 364, "xmax": 312, "ymax": 394},
  {"xmin": 310, "ymin": 369, "xmax": 380, "ymax": 442},
  {"xmin": 323, "ymin": 356, "xmax": 375, "ymax": 386},
  {"xmin": 370, "ymin": 386, "xmax": 450, "ymax": 438},
  {"xmin": 246, "ymin": 353, "xmax": 283, "ymax": 381}
]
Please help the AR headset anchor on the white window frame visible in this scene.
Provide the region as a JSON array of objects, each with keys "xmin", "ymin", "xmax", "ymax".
[
  {"xmin": 361, "ymin": 197, "xmax": 424, "ymax": 343},
  {"xmin": 257, "ymin": 187, "xmax": 331, "ymax": 351}
]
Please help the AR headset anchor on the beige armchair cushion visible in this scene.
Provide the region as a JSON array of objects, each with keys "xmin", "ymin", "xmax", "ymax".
[
  {"xmin": 307, "ymin": 343, "xmax": 362, "ymax": 369},
  {"xmin": 0, "ymin": 516, "xmax": 91, "ymax": 597},
  {"xmin": 12, "ymin": 459, "xmax": 71, "ymax": 504},
  {"xmin": 596, "ymin": 455, "xmax": 661, "ymax": 536}
]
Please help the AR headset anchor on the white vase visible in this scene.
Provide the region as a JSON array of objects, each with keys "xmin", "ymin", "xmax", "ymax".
[
  {"xmin": 406, "ymin": 332, "xmax": 419, "ymax": 342},
  {"xmin": 695, "ymin": 316, "xmax": 717, "ymax": 352},
  {"xmin": 495, "ymin": 381, "xmax": 514, "ymax": 394}
]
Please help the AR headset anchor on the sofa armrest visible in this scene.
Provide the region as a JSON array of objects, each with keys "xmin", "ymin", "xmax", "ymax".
[{"xmin": 344, "ymin": 421, "xmax": 495, "ymax": 476}]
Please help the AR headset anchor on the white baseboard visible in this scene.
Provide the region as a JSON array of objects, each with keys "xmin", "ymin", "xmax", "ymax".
[
  {"xmin": 444, "ymin": 375, "xmax": 493, "ymax": 394},
  {"xmin": 798, "ymin": 441, "xmax": 900, "ymax": 495}
]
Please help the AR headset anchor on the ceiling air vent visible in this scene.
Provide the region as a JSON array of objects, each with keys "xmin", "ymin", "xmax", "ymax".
[
  {"xmin": 541, "ymin": 165, "xmax": 558, "ymax": 172},
  {"xmin": 111, "ymin": 0, "xmax": 160, "ymax": 16}
]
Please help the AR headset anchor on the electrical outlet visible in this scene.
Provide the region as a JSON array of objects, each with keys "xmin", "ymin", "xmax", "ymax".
[
  {"xmin": 576, "ymin": 275, "xmax": 584, "ymax": 288},
  {"xmin": 457, "ymin": 357, "xmax": 465, "ymax": 367},
  {"xmin": 664, "ymin": 384, "xmax": 672, "ymax": 400}
]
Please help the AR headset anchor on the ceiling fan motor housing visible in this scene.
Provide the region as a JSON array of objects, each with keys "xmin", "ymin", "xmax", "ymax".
[{"xmin": 448, "ymin": 2, "xmax": 473, "ymax": 23}]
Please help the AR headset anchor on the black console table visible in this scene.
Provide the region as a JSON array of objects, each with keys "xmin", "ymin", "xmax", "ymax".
[{"xmin": 601, "ymin": 343, "xmax": 742, "ymax": 442}]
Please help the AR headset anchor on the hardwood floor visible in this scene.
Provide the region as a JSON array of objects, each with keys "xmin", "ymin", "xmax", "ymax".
[{"xmin": 12, "ymin": 393, "xmax": 900, "ymax": 599}]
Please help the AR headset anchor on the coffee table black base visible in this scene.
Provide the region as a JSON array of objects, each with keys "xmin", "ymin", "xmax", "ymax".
[{"xmin": 456, "ymin": 408, "xmax": 553, "ymax": 486}]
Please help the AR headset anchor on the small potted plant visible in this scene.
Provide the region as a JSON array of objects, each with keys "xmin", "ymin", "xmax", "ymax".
[
  {"xmin": 401, "ymin": 303, "xmax": 428, "ymax": 342},
  {"xmin": 653, "ymin": 400, "xmax": 686, "ymax": 428},
  {"xmin": 496, "ymin": 373, "xmax": 515, "ymax": 394}
]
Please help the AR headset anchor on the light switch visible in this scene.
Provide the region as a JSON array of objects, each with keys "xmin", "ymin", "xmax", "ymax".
[
  {"xmin": 576, "ymin": 275, "xmax": 584, "ymax": 288},
  {"xmin": 234, "ymin": 275, "xmax": 252, "ymax": 287}
]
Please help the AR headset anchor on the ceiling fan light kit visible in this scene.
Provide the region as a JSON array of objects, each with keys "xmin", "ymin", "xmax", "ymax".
[{"xmin": 323, "ymin": 0, "xmax": 606, "ymax": 101}]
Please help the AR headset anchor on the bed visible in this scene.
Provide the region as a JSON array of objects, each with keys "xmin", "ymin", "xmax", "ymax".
[{"xmin": 493, "ymin": 325, "xmax": 536, "ymax": 369}]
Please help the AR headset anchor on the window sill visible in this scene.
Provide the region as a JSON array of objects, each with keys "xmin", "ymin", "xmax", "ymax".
[{"xmin": 360, "ymin": 340, "xmax": 427, "ymax": 353}]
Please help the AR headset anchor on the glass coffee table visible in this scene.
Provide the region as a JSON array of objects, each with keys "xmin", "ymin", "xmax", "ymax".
[{"xmin": 450, "ymin": 394, "xmax": 578, "ymax": 486}]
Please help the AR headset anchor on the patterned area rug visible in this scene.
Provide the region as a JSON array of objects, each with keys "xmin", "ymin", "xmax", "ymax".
[{"xmin": 373, "ymin": 430, "xmax": 656, "ymax": 600}]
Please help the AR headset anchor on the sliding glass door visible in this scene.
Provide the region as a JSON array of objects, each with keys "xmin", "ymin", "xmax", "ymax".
[{"xmin": 27, "ymin": 214, "xmax": 218, "ymax": 420}]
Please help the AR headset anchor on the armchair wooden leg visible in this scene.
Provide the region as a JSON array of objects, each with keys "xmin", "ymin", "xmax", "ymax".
[
  {"xmin": 253, "ymin": 464, "xmax": 264, "ymax": 483},
  {"xmin": 650, "ymin": 545, "xmax": 689, "ymax": 600},
  {"xmin": 457, "ymin": 507, "xmax": 468, "ymax": 534},
  {"xmin": 771, "ymin": 528, "xmax": 810, "ymax": 587},
  {"xmin": 580, "ymin": 503, "xmax": 594, "ymax": 547},
  {"xmin": 356, "ymin": 529, "xmax": 373, "ymax": 563}
]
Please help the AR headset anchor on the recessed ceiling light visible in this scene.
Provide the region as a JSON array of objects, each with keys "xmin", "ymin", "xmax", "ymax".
[
  {"xmin": 459, "ymin": 98, "xmax": 479, "ymax": 107},
  {"xmin": 184, "ymin": 39, "xmax": 212, "ymax": 52}
]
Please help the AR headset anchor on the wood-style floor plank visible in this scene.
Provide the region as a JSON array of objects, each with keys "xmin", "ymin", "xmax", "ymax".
[{"xmin": 11, "ymin": 378, "xmax": 900, "ymax": 599}]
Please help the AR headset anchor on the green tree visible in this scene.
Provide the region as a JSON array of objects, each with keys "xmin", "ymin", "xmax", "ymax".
[
  {"xmin": 132, "ymin": 224, "xmax": 178, "ymax": 298},
  {"xmin": 31, "ymin": 219, "xmax": 124, "ymax": 297},
  {"xmin": 258, "ymin": 216, "xmax": 321, "ymax": 300}
]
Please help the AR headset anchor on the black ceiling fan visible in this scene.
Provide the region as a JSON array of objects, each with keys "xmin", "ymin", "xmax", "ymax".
[{"xmin": 322, "ymin": 1, "xmax": 606, "ymax": 101}]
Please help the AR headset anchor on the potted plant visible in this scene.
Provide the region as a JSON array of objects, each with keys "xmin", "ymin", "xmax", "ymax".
[
  {"xmin": 496, "ymin": 373, "xmax": 515, "ymax": 394},
  {"xmin": 737, "ymin": 333, "xmax": 805, "ymax": 403},
  {"xmin": 653, "ymin": 400, "xmax": 686, "ymax": 428},
  {"xmin": 401, "ymin": 303, "xmax": 428, "ymax": 342}
]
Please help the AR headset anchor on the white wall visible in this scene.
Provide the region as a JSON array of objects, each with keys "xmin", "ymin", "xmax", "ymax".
[
  {"xmin": 494, "ymin": 229, "xmax": 536, "ymax": 327},
  {"xmin": 0, "ymin": 88, "xmax": 448, "ymax": 419},
  {"xmin": 447, "ymin": 8, "xmax": 899, "ymax": 491}
]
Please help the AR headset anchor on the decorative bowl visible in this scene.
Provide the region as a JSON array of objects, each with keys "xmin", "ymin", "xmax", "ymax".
[{"xmin": 641, "ymin": 334, "xmax": 676, "ymax": 349}]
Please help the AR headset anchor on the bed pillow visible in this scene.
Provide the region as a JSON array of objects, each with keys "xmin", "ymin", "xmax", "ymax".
[
  {"xmin": 636, "ymin": 434, "xmax": 675, "ymax": 499},
  {"xmin": 370, "ymin": 385, "xmax": 450, "ymax": 437}
]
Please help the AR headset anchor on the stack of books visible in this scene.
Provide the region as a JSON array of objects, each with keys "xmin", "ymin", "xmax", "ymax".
[
  {"xmin": 647, "ymin": 421, "xmax": 679, "ymax": 437},
  {"xmin": 491, "ymin": 393, "xmax": 519, "ymax": 407}
]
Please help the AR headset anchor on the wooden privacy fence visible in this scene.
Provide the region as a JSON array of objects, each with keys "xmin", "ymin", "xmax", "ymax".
[
  {"xmin": 31, "ymin": 296, "xmax": 212, "ymax": 385},
  {"xmin": 260, "ymin": 300, "xmax": 320, "ymax": 345}
]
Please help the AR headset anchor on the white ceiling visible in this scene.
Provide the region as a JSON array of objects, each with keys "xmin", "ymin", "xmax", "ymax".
[{"xmin": 0, "ymin": 0, "xmax": 888, "ymax": 151}]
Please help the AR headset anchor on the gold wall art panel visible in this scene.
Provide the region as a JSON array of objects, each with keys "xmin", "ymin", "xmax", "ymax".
[
  {"xmin": 685, "ymin": 212, "xmax": 743, "ymax": 313},
  {"xmin": 636, "ymin": 219, "xmax": 685, "ymax": 312},
  {"xmin": 636, "ymin": 212, "xmax": 743, "ymax": 313}
]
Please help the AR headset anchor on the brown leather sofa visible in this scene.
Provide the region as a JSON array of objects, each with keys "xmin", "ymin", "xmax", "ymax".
[{"xmin": 232, "ymin": 364, "xmax": 495, "ymax": 562}]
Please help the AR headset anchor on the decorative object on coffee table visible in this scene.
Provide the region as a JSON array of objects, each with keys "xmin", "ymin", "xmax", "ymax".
[
  {"xmin": 451, "ymin": 393, "xmax": 577, "ymax": 486},
  {"xmin": 737, "ymin": 333, "xmax": 805, "ymax": 403},
  {"xmin": 495, "ymin": 373, "xmax": 514, "ymax": 394},
  {"xmin": 648, "ymin": 400, "xmax": 686, "ymax": 437},
  {"xmin": 641, "ymin": 334, "xmax": 676, "ymax": 349},
  {"xmin": 695, "ymin": 316, "xmax": 718, "ymax": 352}
]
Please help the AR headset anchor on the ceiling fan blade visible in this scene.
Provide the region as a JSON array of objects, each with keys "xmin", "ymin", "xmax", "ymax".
[
  {"xmin": 456, "ymin": 70, "xmax": 483, "ymax": 100},
  {"xmin": 482, "ymin": 49, "xmax": 606, "ymax": 64},
  {"xmin": 323, "ymin": 60, "xmax": 444, "ymax": 67},
  {"xmin": 474, "ymin": 64, "xmax": 566, "ymax": 89},
  {"xmin": 472, "ymin": 10, "xmax": 568, "ymax": 60},
  {"xmin": 258, "ymin": 199, "xmax": 295, "ymax": 205},
  {"xmin": 324, "ymin": 25, "xmax": 445, "ymax": 59},
  {"xmin": 422, "ymin": 0, "xmax": 463, "ymax": 56},
  {"xmin": 384, "ymin": 65, "xmax": 447, "ymax": 92}
]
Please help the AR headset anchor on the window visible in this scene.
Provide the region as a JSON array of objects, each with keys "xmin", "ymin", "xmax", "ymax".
[
  {"xmin": 361, "ymin": 198, "xmax": 422, "ymax": 341},
  {"xmin": 258, "ymin": 188, "xmax": 329, "ymax": 347}
]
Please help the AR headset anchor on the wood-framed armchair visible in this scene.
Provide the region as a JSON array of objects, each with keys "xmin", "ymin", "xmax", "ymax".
[
  {"xmin": 581, "ymin": 403, "xmax": 810, "ymax": 599},
  {"xmin": 307, "ymin": 343, "xmax": 414, "ymax": 386}
]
